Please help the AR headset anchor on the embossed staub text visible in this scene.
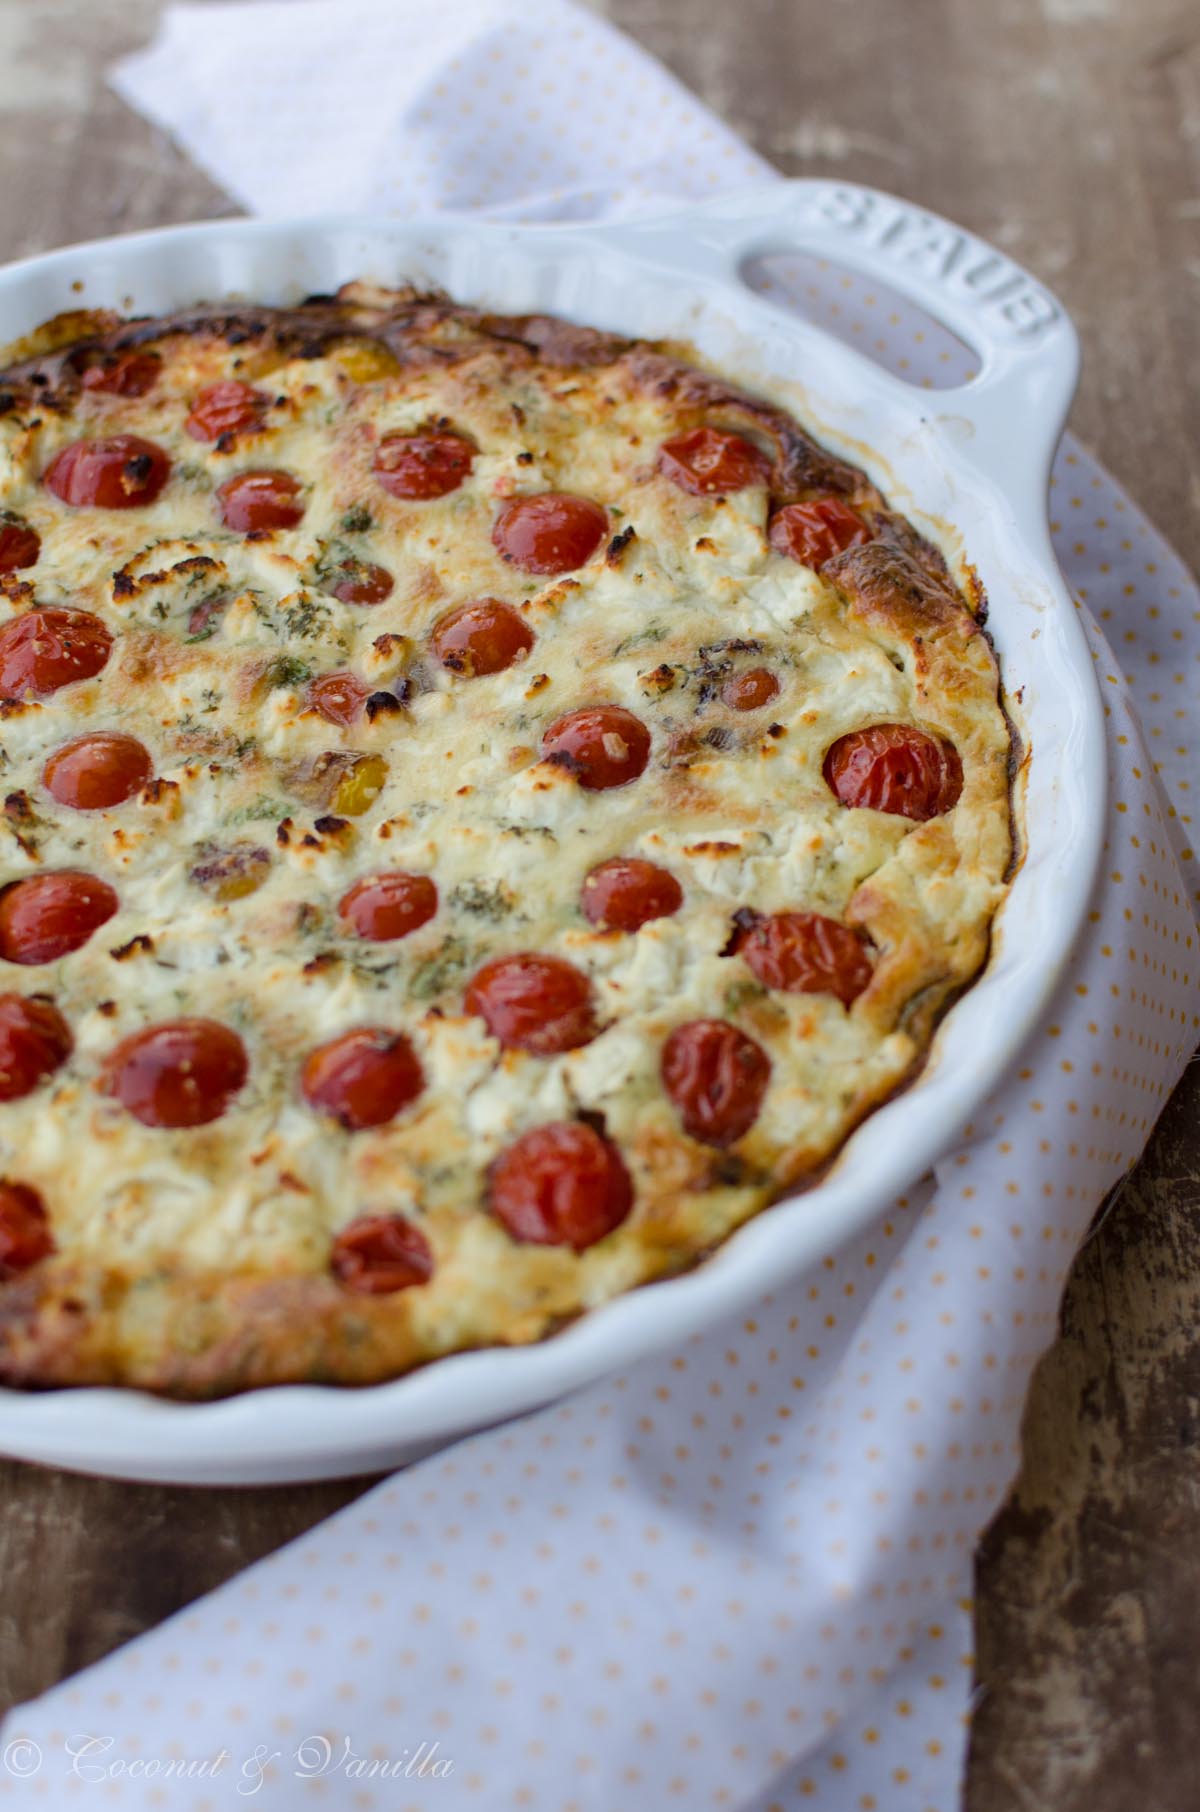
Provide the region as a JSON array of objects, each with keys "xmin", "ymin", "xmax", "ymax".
[{"xmin": 811, "ymin": 187, "xmax": 1060, "ymax": 341}]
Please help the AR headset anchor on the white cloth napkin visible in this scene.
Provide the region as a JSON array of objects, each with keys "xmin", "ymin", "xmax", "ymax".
[
  {"xmin": 111, "ymin": 0, "xmax": 772, "ymax": 220},
  {"xmin": 2, "ymin": 3, "xmax": 1197, "ymax": 1807}
]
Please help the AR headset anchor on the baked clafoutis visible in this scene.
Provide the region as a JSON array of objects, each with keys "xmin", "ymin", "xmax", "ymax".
[{"xmin": 0, "ymin": 285, "xmax": 1012, "ymax": 1393}]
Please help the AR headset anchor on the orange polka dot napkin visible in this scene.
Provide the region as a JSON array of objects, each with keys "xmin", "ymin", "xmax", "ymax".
[{"xmin": 1, "ymin": 4, "xmax": 1195, "ymax": 1809}]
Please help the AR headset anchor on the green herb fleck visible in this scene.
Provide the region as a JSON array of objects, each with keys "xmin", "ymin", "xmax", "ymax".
[
  {"xmin": 449, "ymin": 879, "xmax": 514, "ymax": 921},
  {"xmin": 227, "ymin": 796, "xmax": 292, "ymax": 825},
  {"xmin": 348, "ymin": 954, "xmax": 401, "ymax": 983},
  {"xmin": 613, "ymin": 622, "xmax": 666, "ymax": 657},
  {"xmin": 409, "ymin": 935, "xmax": 472, "ymax": 1003},
  {"xmin": 174, "ymin": 463, "xmax": 214, "ymax": 490},
  {"xmin": 724, "ymin": 978, "xmax": 767, "ymax": 1015},
  {"xmin": 265, "ymin": 654, "xmax": 312, "ymax": 690},
  {"xmin": 281, "ymin": 594, "xmax": 332, "ymax": 640},
  {"xmin": 340, "ymin": 505, "xmax": 373, "ymax": 534}
]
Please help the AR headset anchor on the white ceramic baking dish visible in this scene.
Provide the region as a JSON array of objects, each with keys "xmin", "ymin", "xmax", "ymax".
[{"xmin": 0, "ymin": 182, "xmax": 1105, "ymax": 1484}]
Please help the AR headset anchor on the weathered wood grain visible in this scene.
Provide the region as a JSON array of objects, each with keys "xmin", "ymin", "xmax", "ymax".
[
  {"xmin": 970, "ymin": 1067, "xmax": 1200, "ymax": 1811},
  {"xmin": 0, "ymin": 4, "xmax": 1196, "ymax": 1805}
]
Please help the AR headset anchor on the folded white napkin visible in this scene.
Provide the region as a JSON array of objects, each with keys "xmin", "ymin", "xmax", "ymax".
[
  {"xmin": 2, "ymin": 4, "xmax": 1196, "ymax": 1808},
  {"xmin": 111, "ymin": 0, "xmax": 771, "ymax": 220}
]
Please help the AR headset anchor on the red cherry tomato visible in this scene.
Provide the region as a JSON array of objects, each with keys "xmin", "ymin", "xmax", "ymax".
[
  {"xmin": 0, "ymin": 608, "xmax": 112, "ymax": 701},
  {"xmin": 542, "ymin": 705, "xmax": 651, "ymax": 791},
  {"xmin": 308, "ymin": 671, "xmax": 369, "ymax": 727},
  {"xmin": 44, "ymin": 435, "xmax": 170, "ymax": 509},
  {"xmin": 658, "ymin": 426, "xmax": 770, "ymax": 495},
  {"xmin": 737, "ymin": 911, "xmax": 872, "ymax": 1005},
  {"xmin": 492, "ymin": 494, "xmax": 608, "ymax": 575},
  {"xmin": 331, "ymin": 1213, "xmax": 434, "ymax": 1294},
  {"xmin": 581, "ymin": 857, "xmax": 682, "ymax": 932},
  {"xmin": 431, "ymin": 598, "xmax": 534, "ymax": 677},
  {"xmin": 373, "ymin": 432, "xmax": 474, "ymax": 500},
  {"xmin": 824, "ymin": 723, "xmax": 963, "ymax": 821},
  {"xmin": 768, "ymin": 498, "xmax": 871, "ymax": 569},
  {"xmin": 103, "ymin": 1018, "xmax": 248, "ymax": 1129},
  {"xmin": 0, "ymin": 1182, "xmax": 53, "ymax": 1277},
  {"xmin": 465, "ymin": 953, "xmax": 596, "ymax": 1056},
  {"xmin": 722, "ymin": 667, "xmax": 779, "ymax": 711},
  {"xmin": 331, "ymin": 560, "xmax": 394, "ymax": 606},
  {"xmin": 217, "ymin": 469, "xmax": 305, "ymax": 533},
  {"xmin": 338, "ymin": 873, "xmax": 438, "ymax": 942},
  {"xmin": 185, "ymin": 379, "xmax": 270, "ymax": 443},
  {"xmin": 0, "ymin": 516, "xmax": 40, "ymax": 571},
  {"xmin": 43, "ymin": 732, "xmax": 152, "ymax": 811},
  {"xmin": 488, "ymin": 1121, "xmax": 633, "ymax": 1251},
  {"xmin": 661, "ymin": 1019, "xmax": 771, "ymax": 1147},
  {"xmin": 301, "ymin": 1027, "xmax": 424, "ymax": 1131},
  {"xmin": 0, "ymin": 994, "xmax": 72, "ymax": 1100},
  {"xmin": 80, "ymin": 350, "xmax": 161, "ymax": 398},
  {"xmin": 0, "ymin": 872, "xmax": 118, "ymax": 966}
]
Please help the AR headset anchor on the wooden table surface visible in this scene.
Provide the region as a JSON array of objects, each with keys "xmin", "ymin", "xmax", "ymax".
[{"xmin": 0, "ymin": 1, "xmax": 1197, "ymax": 1804}]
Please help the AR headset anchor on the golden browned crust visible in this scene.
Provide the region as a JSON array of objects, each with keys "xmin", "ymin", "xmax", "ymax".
[
  {"xmin": 0, "ymin": 292, "xmax": 628, "ymax": 410},
  {"xmin": 2, "ymin": 292, "xmax": 870, "ymax": 498},
  {"xmin": 0, "ymin": 285, "xmax": 1012, "ymax": 1395}
]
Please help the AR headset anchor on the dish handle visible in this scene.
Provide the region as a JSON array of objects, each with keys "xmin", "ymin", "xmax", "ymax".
[{"xmin": 626, "ymin": 180, "xmax": 1079, "ymax": 514}]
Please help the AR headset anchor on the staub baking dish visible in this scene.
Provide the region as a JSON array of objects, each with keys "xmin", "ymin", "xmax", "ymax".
[{"xmin": 0, "ymin": 183, "xmax": 1104, "ymax": 1483}]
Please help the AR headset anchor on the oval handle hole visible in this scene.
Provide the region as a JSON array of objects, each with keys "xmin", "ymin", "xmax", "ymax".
[{"xmin": 739, "ymin": 249, "xmax": 981, "ymax": 392}]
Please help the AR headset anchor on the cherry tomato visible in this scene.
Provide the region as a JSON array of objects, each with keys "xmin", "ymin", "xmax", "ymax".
[
  {"xmin": 0, "ymin": 516, "xmax": 40, "ymax": 571},
  {"xmin": 492, "ymin": 494, "xmax": 608, "ymax": 575},
  {"xmin": 431, "ymin": 598, "xmax": 534, "ymax": 677},
  {"xmin": 217, "ymin": 469, "xmax": 305, "ymax": 533},
  {"xmin": 331, "ymin": 1212, "xmax": 434, "ymax": 1293},
  {"xmin": 581, "ymin": 857, "xmax": 682, "ymax": 932},
  {"xmin": 465, "ymin": 952, "xmax": 596, "ymax": 1056},
  {"xmin": 768, "ymin": 498, "xmax": 871, "ymax": 568},
  {"xmin": 185, "ymin": 379, "xmax": 270, "ymax": 443},
  {"xmin": 43, "ymin": 732, "xmax": 152, "ymax": 811},
  {"xmin": 542, "ymin": 705, "xmax": 651, "ymax": 791},
  {"xmin": 338, "ymin": 873, "xmax": 438, "ymax": 942},
  {"xmin": 302, "ymin": 1027, "xmax": 424, "ymax": 1131},
  {"xmin": 308, "ymin": 670, "xmax": 369, "ymax": 727},
  {"xmin": 488, "ymin": 1121, "xmax": 633, "ymax": 1251},
  {"xmin": 0, "ymin": 1182, "xmax": 53, "ymax": 1277},
  {"xmin": 737, "ymin": 911, "xmax": 872, "ymax": 1005},
  {"xmin": 44, "ymin": 434, "xmax": 171, "ymax": 509},
  {"xmin": 0, "ymin": 872, "xmax": 118, "ymax": 966},
  {"xmin": 373, "ymin": 432, "xmax": 474, "ymax": 500},
  {"xmin": 722, "ymin": 667, "xmax": 779, "ymax": 711},
  {"xmin": 0, "ymin": 994, "xmax": 71, "ymax": 1101},
  {"xmin": 658, "ymin": 426, "xmax": 770, "ymax": 495},
  {"xmin": 0, "ymin": 608, "xmax": 112, "ymax": 701},
  {"xmin": 824, "ymin": 723, "xmax": 963, "ymax": 820},
  {"xmin": 103, "ymin": 1018, "xmax": 248, "ymax": 1129},
  {"xmin": 331, "ymin": 560, "xmax": 394, "ymax": 606},
  {"xmin": 661, "ymin": 1019, "xmax": 771, "ymax": 1147},
  {"xmin": 80, "ymin": 350, "xmax": 161, "ymax": 398}
]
